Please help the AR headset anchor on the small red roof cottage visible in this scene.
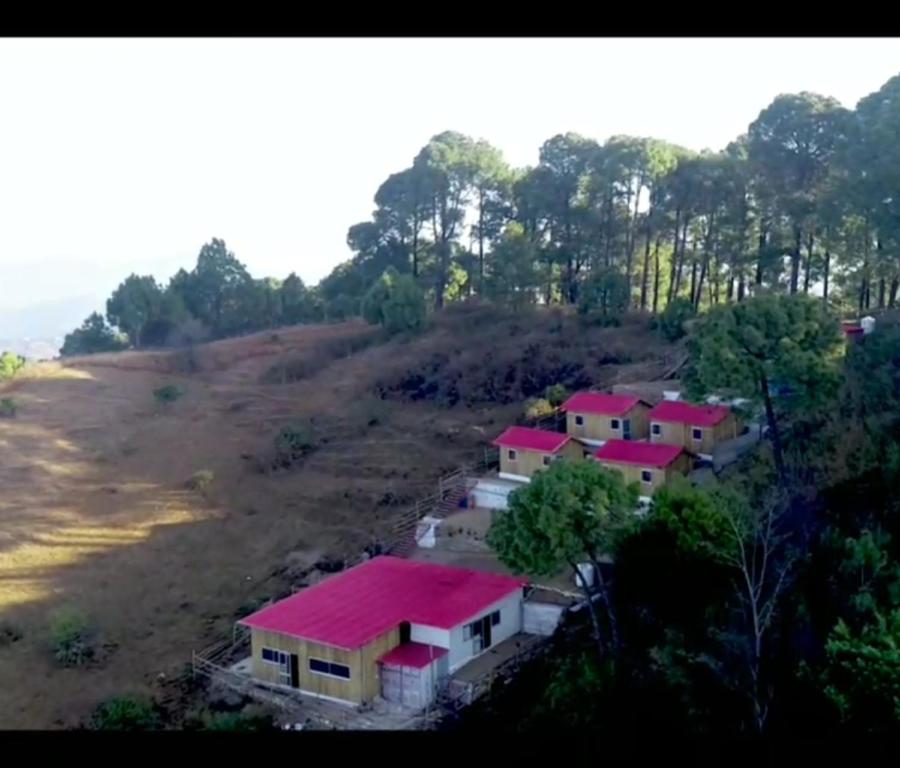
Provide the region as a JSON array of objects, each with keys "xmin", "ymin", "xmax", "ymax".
[
  {"xmin": 560, "ymin": 391, "xmax": 652, "ymax": 445},
  {"xmin": 648, "ymin": 400, "xmax": 740, "ymax": 458},
  {"xmin": 492, "ymin": 426, "xmax": 582, "ymax": 481},
  {"xmin": 239, "ymin": 556, "xmax": 527, "ymax": 707},
  {"xmin": 594, "ymin": 438, "xmax": 691, "ymax": 498}
]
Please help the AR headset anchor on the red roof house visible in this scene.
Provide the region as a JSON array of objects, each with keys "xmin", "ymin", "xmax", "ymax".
[
  {"xmin": 594, "ymin": 438, "xmax": 691, "ymax": 496},
  {"xmin": 560, "ymin": 391, "xmax": 651, "ymax": 444},
  {"xmin": 594, "ymin": 439, "xmax": 685, "ymax": 468},
  {"xmin": 492, "ymin": 426, "xmax": 582, "ymax": 480},
  {"xmin": 648, "ymin": 400, "xmax": 739, "ymax": 457},
  {"xmin": 238, "ymin": 556, "xmax": 527, "ymax": 706}
]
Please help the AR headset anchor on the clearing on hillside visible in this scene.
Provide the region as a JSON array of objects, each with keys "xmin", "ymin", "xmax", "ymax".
[{"xmin": 0, "ymin": 307, "xmax": 677, "ymax": 728}]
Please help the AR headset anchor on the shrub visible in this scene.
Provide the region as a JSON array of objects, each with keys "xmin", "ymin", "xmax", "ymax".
[
  {"xmin": 0, "ymin": 398, "xmax": 17, "ymax": 418},
  {"xmin": 524, "ymin": 398, "xmax": 555, "ymax": 421},
  {"xmin": 271, "ymin": 420, "xmax": 317, "ymax": 469},
  {"xmin": 203, "ymin": 709, "xmax": 277, "ymax": 732},
  {"xmin": 50, "ymin": 606, "xmax": 93, "ymax": 667},
  {"xmin": 60, "ymin": 313, "xmax": 127, "ymax": 357},
  {"xmin": 186, "ymin": 470, "xmax": 214, "ymax": 491},
  {"xmin": 363, "ymin": 268, "xmax": 426, "ymax": 336},
  {"xmin": 0, "ymin": 622, "xmax": 23, "ymax": 646},
  {"xmin": 544, "ymin": 383, "xmax": 569, "ymax": 407},
  {"xmin": 0, "ymin": 351, "xmax": 26, "ymax": 381},
  {"xmin": 90, "ymin": 697, "xmax": 161, "ymax": 730},
  {"xmin": 656, "ymin": 297, "xmax": 696, "ymax": 342},
  {"xmin": 153, "ymin": 384, "xmax": 181, "ymax": 405}
]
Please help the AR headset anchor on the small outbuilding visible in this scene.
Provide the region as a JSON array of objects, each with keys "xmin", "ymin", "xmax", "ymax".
[
  {"xmin": 239, "ymin": 556, "xmax": 526, "ymax": 709},
  {"xmin": 492, "ymin": 426, "xmax": 582, "ymax": 482},
  {"xmin": 594, "ymin": 439, "xmax": 691, "ymax": 501},
  {"xmin": 647, "ymin": 400, "xmax": 739, "ymax": 460},
  {"xmin": 560, "ymin": 391, "xmax": 651, "ymax": 446}
]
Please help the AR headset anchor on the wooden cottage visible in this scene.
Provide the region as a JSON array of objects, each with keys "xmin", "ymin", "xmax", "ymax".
[
  {"xmin": 239, "ymin": 556, "xmax": 526, "ymax": 708},
  {"xmin": 560, "ymin": 391, "xmax": 651, "ymax": 446},
  {"xmin": 594, "ymin": 439, "xmax": 691, "ymax": 500},
  {"xmin": 492, "ymin": 426, "xmax": 583, "ymax": 482},
  {"xmin": 647, "ymin": 401, "xmax": 740, "ymax": 459}
]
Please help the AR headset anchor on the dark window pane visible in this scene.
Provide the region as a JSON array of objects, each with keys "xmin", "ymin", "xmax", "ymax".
[
  {"xmin": 491, "ymin": 611, "xmax": 501, "ymax": 626},
  {"xmin": 328, "ymin": 662, "xmax": 351, "ymax": 679},
  {"xmin": 472, "ymin": 621, "xmax": 482, "ymax": 637},
  {"xmin": 262, "ymin": 648, "xmax": 276, "ymax": 662},
  {"xmin": 611, "ymin": 419, "xmax": 620, "ymax": 429},
  {"xmin": 575, "ymin": 415, "xmax": 584, "ymax": 426},
  {"xmin": 641, "ymin": 470, "xmax": 652, "ymax": 483},
  {"xmin": 309, "ymin": 658, "xmax": 330, "ymax": 674},
  {"xmin": 693, "ymin": 428, "xmax": 702, "ymax": 440}
]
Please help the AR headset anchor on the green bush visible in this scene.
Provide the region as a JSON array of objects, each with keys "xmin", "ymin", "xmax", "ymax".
[
  {"xmin": 90, "ymin": 697, "xmax": 161, "ymax": 731},
  {"xmin": 0, "ymin": 398, "xmax": 17, "ymax": 418},
  {"xmin": 203, "ymin": 709, "xmax": 277, "ymax": 732},
  {"xmin": 544, "ymin": 384, "xmax": 569, "ymax": 407},
  {"xmin": 657, "ymin": 297, "xmax": 696, "ymax": 342},
  {"xmin": 153, "ymin": 384, "xmax": 181, "ymax": 405},
  {"xmin": 0, "ymin": 351, "xmax": 26, "ymax": 381},
  {"xmin": 60, "ymin": 313, "xmax": 128, "ymax": 357},
  {"xmin": 274, "ymin": 421, "xmax": 316, "ymax": 462},
  {"xmin": 49, "ymin": 606, "xmax": 93, "ymax": 667},
  {"xmin": 362, "ymin": 268, "xmax": 426, "ymax": 336},
  {"xmin": 186, "ymin": 469, "xmax": 214, "ymax": 491},
  {"xmin": 0, "ymin": 622, "xmax": 23, "ymax": 646},
  {"xmin": 524, "ymin": 398, "xmax": 555, "ymax": 421}
]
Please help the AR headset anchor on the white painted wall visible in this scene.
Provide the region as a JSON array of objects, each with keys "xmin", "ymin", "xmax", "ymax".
[
  {"xmin": 410, "ymin": 623, "xmax": 451, "ymax": 649},
  {"xmin": 446, "ymin": 589, "xmax": 524, "ymax": 672},
  {"xmin": 472, "ymin": 478, "xmax": 527, "ymax": 510},
  {"xmin": 522, "ymin": 601, "xmax": 565, "ymax": 636}
]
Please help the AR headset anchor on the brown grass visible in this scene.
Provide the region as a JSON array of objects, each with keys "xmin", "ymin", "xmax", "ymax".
[{"xmin": 0, "ymin": 310, "xmax": 676, "ymax": 728}]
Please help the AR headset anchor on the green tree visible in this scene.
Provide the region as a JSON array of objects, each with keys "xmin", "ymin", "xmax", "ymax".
[
  {"xmin": 361, "ymin": 267, "xmax": 425, "ymax": 335},
  {"xmin": 281, "ymin": 272, "xmax": 313, "ymax": 325},
  {"xmin": 684, "ymin": 293, "xmax": 843, "ymax": 481},
  {"xmin": 747, "ymin": 93, "xmax": 853, "ymax": 294},
  {"xmin": 484, "ymin": 222, "xmax": 540, "ymax": 311},
  {"xmin": 0, "ymin": 351, "xmax": 26, "ymax": 381},
  {"xmin": 487, "ymin": 460, "xmax": 639, "ymax": 658},
  {"xmin": 61, "ymin": 313, "xmax": 127, "ymax": 357},
  {"xmin": 818, "ymin": 610, "xmax": 900, "ymax": 733},
  {"xmin": 415, "ymin": 131, "xmax": 477, "ymax": 309},
  {"xmin": 578, "ymin": 267, "xmax": 629, "ymax": 324},
  {"xmin": 105, "ymin": 274, "xmax": 164, "ymax": 347},
  {"xmin": 179, "ymin": 238, "xmax": 252, "ymax": 335}
]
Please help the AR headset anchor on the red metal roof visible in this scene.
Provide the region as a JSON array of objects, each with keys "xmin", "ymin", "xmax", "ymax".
[
  {"xmin": 379, "ymin": 642, "xmax": 448, "ymax": 669},
  {"xmin": 648, "ymin": 400, "xmax": 730, "ymax": 427},
  {"xmin": 595, "ymin": 439, "xmax": 684, "ymax": 468},
  {"xmin": 492, "ymin": 426, "xmax": 570, "ymax": 453},
  {"xmin": 560, "ymin": 392, "xmax": 642, "ymax": 417},
  {"xmin": 239, "ymin": 556, "xmax": 526, "ymax": 650}
]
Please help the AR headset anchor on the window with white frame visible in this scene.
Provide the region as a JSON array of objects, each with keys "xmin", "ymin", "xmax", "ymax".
[
  {"xmin": 542, "ymin": 455, "xmax": 552, "ymax": 466},
  {"xmin": 651, "ymin": 423, "xmax": 661, "ymax": 436},
  {"xmin": 261, "ymin": 647, "xmax": 292, "ymax": 684},
  {"xmin": 308, "ymin": 658, "xmax": 351, "ymax": 680},
  {"xmin": 508, "ymin": 449, "xmax": 517, "ymax": 461},
  {"xmin": 574, "ymin": 414, "xmax": 584, "ymax": 426},
  {"xmin": 692, "ymin": 428, "xmax": 703, "ymax": 441},
  {"xmin": 610, "ymin": 418, "xmax": 621, "ymax": 430},
  {"xmin": 641, "ymin": 469, "xmax": 653, "ymax": 484}
]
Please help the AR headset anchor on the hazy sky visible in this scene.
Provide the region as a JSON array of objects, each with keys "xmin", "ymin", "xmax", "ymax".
[{"xmin": 1, "ymin": 38, "xmax": 899, "ymax": 313}]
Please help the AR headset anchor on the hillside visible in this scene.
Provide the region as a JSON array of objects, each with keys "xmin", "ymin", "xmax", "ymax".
[{"xmin": 0, "ymin": 306, "xmax": 678, "ymax": 728}]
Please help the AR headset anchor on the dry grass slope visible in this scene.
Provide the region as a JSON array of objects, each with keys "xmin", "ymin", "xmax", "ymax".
[{"xmin": 0, "ymin": 307, "xmax": 678, "ymax": 728}]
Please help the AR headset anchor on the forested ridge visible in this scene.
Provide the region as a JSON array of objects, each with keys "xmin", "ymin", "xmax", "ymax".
[{"xmin": 59, "ymin": 73, "xmax": 900, "ymax": 355}]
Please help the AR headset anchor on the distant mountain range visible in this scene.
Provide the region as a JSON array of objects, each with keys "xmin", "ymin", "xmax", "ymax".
[{"xmin": 0, "ymin": 295, "xmax": 103, "ymax": 359}]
